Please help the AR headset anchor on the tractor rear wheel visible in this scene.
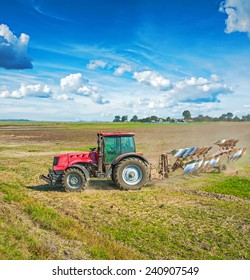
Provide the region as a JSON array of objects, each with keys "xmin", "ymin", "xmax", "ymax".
[
  {"xmin": 113, "ymin": 157, "xmax": 149, "ymax": 190},
  {"xmin": 62, "ymin": 168, "xmax": 87, "ymax": 192}
]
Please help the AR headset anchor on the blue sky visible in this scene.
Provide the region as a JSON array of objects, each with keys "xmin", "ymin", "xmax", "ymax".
[{"xmin": 0, "ymin": 0, "xmax": 250, "ymax": 121}]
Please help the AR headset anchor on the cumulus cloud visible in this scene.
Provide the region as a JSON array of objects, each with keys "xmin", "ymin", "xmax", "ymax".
[
  {"xmin": 87, "ymin": 59, "xmax": 107, "ymax": 70},
  {"xmin": 114, "ymin": 64, "xmax": 132, "ymax": 76},
  {"xmin": 219, "ymin": 0, "xmax": 250, "ymax": 35},
  {"xmin": 77, "ymin": 85, "xmax": 99, "ymax": 96},
  {"xmin": 60, "ymin": 73, "xmax": 109, "ymax": 104},
  {"xmin": 0, "ymin": 24, "xmax": 32, "ymax": 69},
  {"xmin": 77, "ymin": 84, "xmax": 109, "ymax": 104},
  {"xmin": 168, "ymin": 75, "xmax": 232, "ymax": 103},
  {"xmin": 123, "ymin": 73, "xmax": 232, "ymax": 111},
  {"xmin": 0, "ymin": 72, "xmax": 110, "ymax": 104},
  {"xmin": 133, "ymin": 71, "xmax": 172, "ymax": 91},
  {"xmin": 90, "ymin": 93, "xmax": 110, "ymax": 104},
  {"xmin": 0, "ymin": 84, "xmax": 53, "ymax": 99},
  {"xmin": 60, "ymin": 73, "xmax": 85, "ymax": 92}
]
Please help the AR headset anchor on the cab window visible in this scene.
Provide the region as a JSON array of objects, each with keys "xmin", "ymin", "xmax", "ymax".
[{"xmin": 121, "ymin": 136, "xmax": 135, "ymax": 153}]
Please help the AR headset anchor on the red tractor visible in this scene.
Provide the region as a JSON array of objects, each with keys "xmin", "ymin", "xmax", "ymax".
[{"xmin": 40, "ymin": 132, "xmax": 150, "ymax": 191}]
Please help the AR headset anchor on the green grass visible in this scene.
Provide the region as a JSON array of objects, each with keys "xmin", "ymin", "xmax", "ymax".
[
  {"xmin": 0, "ymin": 183, "xmax": 144, "ymax": 260},
  {"xmin": 0, "ymin": 168, "xmax": 249, "ymax": 260},
  {"xmin": 0, "ymin": 166, "xmax": 8, "ymax": 171},
  {"xmin": 203, "ymin": 176, "xmax": 250, "ymax": 199}
]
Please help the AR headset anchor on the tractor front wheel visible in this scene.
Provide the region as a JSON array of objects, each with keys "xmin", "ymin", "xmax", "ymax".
[
  {"xmin": 62, "ymin": 168, "xmax": 87, "ymax": 192},
  {"xmin": 113, "ymin": 157, "xmax": 149, "ymax": 190}
]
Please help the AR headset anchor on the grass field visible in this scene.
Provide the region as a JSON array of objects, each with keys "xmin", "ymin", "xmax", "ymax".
[{"xmin": 0, "ymin": 121, "xmax": 249, "ymax": 260}]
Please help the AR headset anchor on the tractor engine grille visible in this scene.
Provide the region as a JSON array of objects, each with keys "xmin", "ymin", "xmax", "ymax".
[{"xmin": 53, "ymin": 157, "xmax": 59, "ymax": 166}]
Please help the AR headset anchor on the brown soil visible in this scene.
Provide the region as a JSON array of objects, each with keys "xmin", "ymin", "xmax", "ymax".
[{"xmin": 0, "ymin": 122, "xmax": 249, "ymax": 151}]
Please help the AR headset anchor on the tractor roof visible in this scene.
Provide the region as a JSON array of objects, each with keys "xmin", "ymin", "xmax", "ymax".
[{"xmin": 100, "ymin": 132, "xmax": 135, "ymax": 137}]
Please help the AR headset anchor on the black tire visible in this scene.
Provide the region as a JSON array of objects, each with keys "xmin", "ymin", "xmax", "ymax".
[
  {"xmin": 111, "ymin": 171, "xmax": 115, "ymax": 182},
  {"xmin": 113, "ymin": 157, "xmax": 149, "ymax": 190},
  {"xmin": 62, "ymin": 168, "xmax": 87, "ymax": 192}
]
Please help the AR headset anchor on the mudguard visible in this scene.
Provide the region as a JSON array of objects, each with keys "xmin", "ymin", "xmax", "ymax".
[
  {"xmin": 111, "ymin": 153, "xmax": 149, "ymax": 166},
  {"xmin": 67, "ymin": 164, "xmax": 90, "ymax": 181}
]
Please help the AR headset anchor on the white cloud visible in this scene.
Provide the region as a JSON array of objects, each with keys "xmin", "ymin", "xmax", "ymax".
[
  {"xmin": 114, "ymin": 64, "xmax": 132, "ymax": 76},
  {"xmin": 243, "ymin": 104, "xmax": 250, "ymax": 108},
  {"xmin": 77, "ymin": 85, "xmax": 109, "ymax": 104},
  {"xmin": 168, "ymin": 75, "xmax": 232, "ymax": 102},
  {"xmin": 90, "ymin": 92, "xmax": 110, "ymax": 104},
  {"xmin": 77, "ymin": 85, "xmax": 99, "ymax": 96},
  {"xmin": 87, "ymin": 59, "xmax": 107, "ymax": 70},
  {"xmin": 0, "ymin": 90, "xmax": 12, "ymax": 98},
  {"xmin": 60, "ymin": 73, "xmax": 109, "ymax": 104},
  {"xmin": 121, "ymin": 74, "xmax": 232, "ymax": 112},
  {"xmin": 132, "ymin": 71, "xmax": 231, "ymax": 103},
  {"xmin": 220, "ymin": 0, "xmax": 250, "ymax": 35},
  {"xmin": 0, "ymin": 84, "xmax": 53, "ymax": 99},
  {"xmin": 121, "ymin": 96, "xmax": 173, "ymax": 110},
  {"xmin": 0, "ymin": 72, "xmax": 110, "ymax": 105},
  {"xmin": 87, "ymin": 59, "xmax": 132, "ymax": 76},
  {"xmin": 52, "ymin": 94, "xmax": 74, "ymax": 101},
  {"xmin": 0, "ymin": 23, "xmax": 32, "ymax": 69},
  {"xmin": 60, "ymin": 73, "xmax": 84, "ymax": 92},
  {"xmin": 133, "ymin": 71, "xmax": 172, "ymax": 91}
]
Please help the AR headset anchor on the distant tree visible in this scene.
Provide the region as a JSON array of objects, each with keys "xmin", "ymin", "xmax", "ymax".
[
  {"xmin": 113, "ymin": 115, "xmax": 121, "ymax": 122},
  {"xmin": 242, "ymin": 114, "xmax": 250, "ymax": 121},
  {"xmin": 130, "ymin": 115, "xmax": 138, "ymax": 122},
  {"xmin": 144, "ymin": 117, "xmax": 151, "ymax": 123},
  {"xmin": 182, "ymin": 110, "xmax": 191, "ymax": 120},
  {"xmin": 121, "ymin": 115, "xmax": 128, "ymax": 122},
  {"xmin": 226, "ymin": 112, "xmax": 233, "ymax": 120},
  {"xmin": 219, "ymin": 113, "xmax": 227, "ymax": 121},
  {"xmin": 233, "ymin": 116, "xmax": 241, "ymax": 122},
  {"xmin": 150, "ymin": 115, "xmax": 158, "ymax": 122},
  {"xmin": 196, "ymin": 114, "xmax": 204, "ymax": 122},
  {"xmin": 166, "ymin": 117, "xmax": 171, "ymax": 122}
]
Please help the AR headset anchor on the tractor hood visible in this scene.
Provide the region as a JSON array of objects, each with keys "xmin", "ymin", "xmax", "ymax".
[
  {"xmin": 67, "ymin": 151, "xmax": 90, "ymax": 158},
  {"xmin": 67, "ymin": 152, "xmax": 93, "ymax": 164},
  {"xmin": 53, "ymin": 151, "xmax": 97, "ymax": 171}
]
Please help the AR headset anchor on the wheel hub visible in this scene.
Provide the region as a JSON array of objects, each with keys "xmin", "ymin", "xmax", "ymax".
[
  {"xmin": 122, "ymin": 165, "xmax": 142, "ymax": 185},
  {"xmin": 70, "ymin": 177, "xmax": 79, "ymax": 185},
  {"xmin": 67, "ymin": 173, "xmax": 82, "ymax": 188}
]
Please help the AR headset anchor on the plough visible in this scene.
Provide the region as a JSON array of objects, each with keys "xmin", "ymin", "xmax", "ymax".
[{"xmin": 156, "ymin": 139, "xmax": 247, "ymax": 179}]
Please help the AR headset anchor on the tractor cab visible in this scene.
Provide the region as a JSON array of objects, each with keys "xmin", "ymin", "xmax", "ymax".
[{"xmin": 98, "ymin": 132, "xmax": 136, "ymax": 164}]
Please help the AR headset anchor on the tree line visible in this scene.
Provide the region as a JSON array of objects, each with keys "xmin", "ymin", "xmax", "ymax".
[{"xmin": 113, "ymin": 110, "xmax": 250, "ymax": 123}]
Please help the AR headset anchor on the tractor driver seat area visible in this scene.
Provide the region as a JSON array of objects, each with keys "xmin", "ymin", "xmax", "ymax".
[{"xmin": 122, "ymin": 143, "xmax": 134, "ymax": 153}]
